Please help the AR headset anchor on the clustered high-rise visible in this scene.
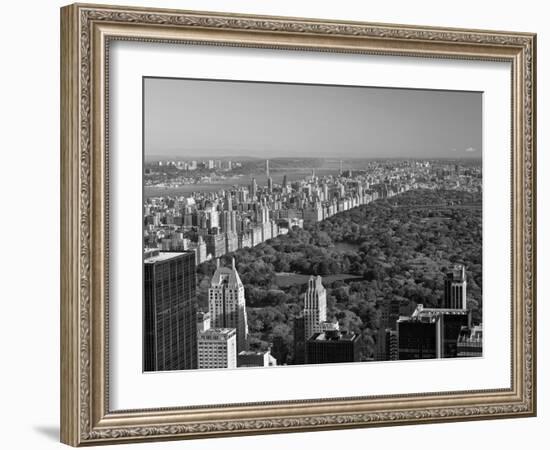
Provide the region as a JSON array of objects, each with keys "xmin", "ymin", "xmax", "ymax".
[
  {"xmin": 395, "ymin": 264, "xmax": 482, "ymax": 360},
  {"xmin": 143, "ymin": 158, "xmax": 482, "ymax": 370}
]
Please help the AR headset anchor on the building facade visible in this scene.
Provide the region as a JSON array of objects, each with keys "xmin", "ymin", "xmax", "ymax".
[
  {"xmin": 197, "ymin": 328, "xmax": 237, "ymax": 369},
  {"xmin": 208, "ymin": 258, "xmax": 249, "ymax": 352},
  {"xmin": 197, "ymin": 311, "xmax": 211, "ymax": 333},
  {"xmin": 143, "ymin": 250, "xmax": 197, "ymax": 371},
  {"xmin": 397, "ymin": 305, "xmax": 471, "ymax": 360},
  {"xmin": 305, "ymin": 329, "xmax": 361, "ymax": 365},
  {"xmin": 237, "ymin": 350, "xmax": 277, "ymax": 367},
  {"xmin": 303, "ymin": 276, "xmax": 327, "ymax": 341},
  {"xmin": 443, "ymin": 264, "xmax": 468, "ymax": 309},
  {"xmin": 293, "ymin": 315, "xmax": 306, "ymax": 365},
  {"xmin": 457, "ymin": 325, "xmax": 483, "ymax": 357}
]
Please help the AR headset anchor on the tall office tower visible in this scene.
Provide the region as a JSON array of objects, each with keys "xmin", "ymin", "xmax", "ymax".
[
  {"xmin": 230, "ymin": 210, "xmax": 237, "ymax": 234},
  {"xmin": 221, "ymin": 210, "xmax": 230, "ymax": 233},
  {"xmin": 303, "ymin": 276, "xmax": 327, "ymax": 341},
  {"xmin": 225, "ymin": 191, "xmax": 233, "ymax": 211},
  {"xmin": 375, "ymin": 296, "xmax": 400, "ymax": 360},
  {"xmin": 197, "ymin": 328, "xmax": 237, "ymax": 369},
  {"xmin": 339, "ymin": 159, "xmax": 343, "ymax": 174},
  {"xmin": 204, "ymin": 232, "xmax": 226, "ymax": 259},
  {"xmin": 260, "ymin": 203, "xmax": 269, "ymax": 224},
  {"xmin": 250, "ymin": 178, "xmax": 257, "ymax": 199},
  {"xmin": 443, "ymin": 264, "xmax": 467, "ymax": 309},
  {"xmin": 238, "ymin": 189, "xmax": 248, "ymax": 203},
  {"xmin": 293, "ymin": 316, "xmax": 306, "ymax": 365},
  {"xmin": 208, "ymin": 258, "xmax": 249, "ymax": 352},
  {"xmin": 206, "ymin": 208, "xmax": 219, "ymax": 230},
  {"xmin": 305, "ymin": 328, "xmax": 361, "ymax": 365},
  {"xmin": 266, "ymin": 159, "xmax": 270, "ymax": 178},
  {"xmin": 397, "ymin": 305, "xmax": 471, "ymax": 360},
  {"xmin": 267, "ymin": 177, "xmax": 273, "ymax": 194},
  {"xmin": 143, "ymin": 250, "xmax": 197, "ymax": 372},
  {"xmin": 282, "ymin": 174, "xmax": 288, "ymax": 191},
  {"xmin": 381, "ymin": 298, "xmax": 401, "ymax": 331},
  {"xmin": 396, "ymin": 317, "xmax": 438, "ymax": 360},
  {"xmin": 222, "ymin": 210, "xmax": 236, "ymax": 234},
  {"xmin": 338, "ymin": 183, "xmax": 345, "ymax": 198},
  {"xmin": 225, "ymin": 231, "xmax": 238, "ymax": 253}
]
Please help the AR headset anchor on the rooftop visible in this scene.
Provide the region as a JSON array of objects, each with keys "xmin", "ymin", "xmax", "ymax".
[
  {"xmin": 238, "ymin": 350, "xmax": 270, "ymax": 356},
  {"xmin": 410, "ymin": 304, "xmax": 469, "ymax": 318},
  {"xmin": 211, "ymin": 258, "xmax": 243, "ymax": 289},
  {"xmin": 309, "ymin": 331, "xmax": 358, "ymax": 342},
  {"xmin": 144, "ymin": 250, "xmax": 187, "ymax": 264},
  {"xmin": 198, "ymin": 328, "xmax": 236, "ymax": 337}
]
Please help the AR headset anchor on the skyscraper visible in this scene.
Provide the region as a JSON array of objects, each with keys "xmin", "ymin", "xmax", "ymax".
[
  {"xmin": 225, "ymin": 191, "xmax": 232, "ymax": 211},
  {"xmin": 250, "ymin": 178, "xmax": 257, "ymax": 199},
  {"xmin": 397, "ymin": 305, "xmax": 471, "ymax": 360},
  {"xmin": 303, "ymin": 276, "xmax": 327, "ymax": 340},
  {"xmin": 208, "ymin": 258, "xmax": 249, "ymax": 352},
  {"xmin": 293, "ymin": 315, "xmax": 306, "ymax": 365},
  {"xmin": 204, "ymin": 232, "xmax": 226, "ymax": 259},
  {"xmin": 443, "ymin": 264, "xmax": 467, "ymax": 309},
  {"xmin": 143, "ymin": 250, "xmax": 197, "ymax": 371},
  {"xmin": 397, "ymin": 317, "xmax": 438, "ymax": 360},
  {"xmin": 305, "ymin": 327, "xmax": 361, "ymax": 365}
]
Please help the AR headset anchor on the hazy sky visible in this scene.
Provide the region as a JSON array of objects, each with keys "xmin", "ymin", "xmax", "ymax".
[{"xmin": 144, "ymin": 77, "xmax": 482, "ymax": 159}]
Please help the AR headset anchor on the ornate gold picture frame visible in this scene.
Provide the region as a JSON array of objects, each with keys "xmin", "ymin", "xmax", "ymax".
[{"xmin": 60, "ymin": 3, "xmax": 536, "ymax": 446}]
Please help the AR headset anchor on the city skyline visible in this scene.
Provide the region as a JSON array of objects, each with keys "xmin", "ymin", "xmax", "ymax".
[
  {"xmin": 144, "ymin": 78, "xmax": 482, "ymax": 159},
  {"xmin": 143, "ymin": 157, "xmax": 483, "ymax": 371},
  {"xmin": 142, "ymin": 78, "xmax": 483, "ymax": 372}
]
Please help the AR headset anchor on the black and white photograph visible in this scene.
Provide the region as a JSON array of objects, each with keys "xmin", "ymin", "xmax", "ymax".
[{"xmin": 142, "ymin": 77, "xmax": 483, "ymax": 372}]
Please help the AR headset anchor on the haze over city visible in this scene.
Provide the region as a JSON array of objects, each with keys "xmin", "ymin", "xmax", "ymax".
[{"xmin": 144, "ymin": 77, "xmax": 482, "ymax": 160}]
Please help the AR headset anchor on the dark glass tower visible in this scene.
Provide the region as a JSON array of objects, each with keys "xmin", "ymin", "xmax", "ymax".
[
  {"xmin": 293, "ymin": 315, "xmax": 306, "ymax": 365},
  {"xmin": 305, "ymin": 330, "xmax": 361, "ymax": 365},
  {"xmin": 143, "ymin": 250, "xmax": 197, "ymax": 371},
  {"xmin": 397, "ymin": 306, "xmax": 470, "ymax": 360}
]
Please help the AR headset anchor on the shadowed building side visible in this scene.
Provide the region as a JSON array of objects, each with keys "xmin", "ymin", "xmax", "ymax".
[
  {"xmin": 397, "ymin": 305, "xmax": 470, "ymax": 360},
  {"xmin": 208, "ymin": 258, "xmax": 249, "ymax": 352},
  {"xmin": 305, "ymin": 326, "xmax": 361, "ymax": 365},
  {"xmin": 303, "ymin": 275, "xmax": 327, "ymax": 340},
  {"xmin": 143, "ymin": 250, "xmax": 197, "ymax": 371}
]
